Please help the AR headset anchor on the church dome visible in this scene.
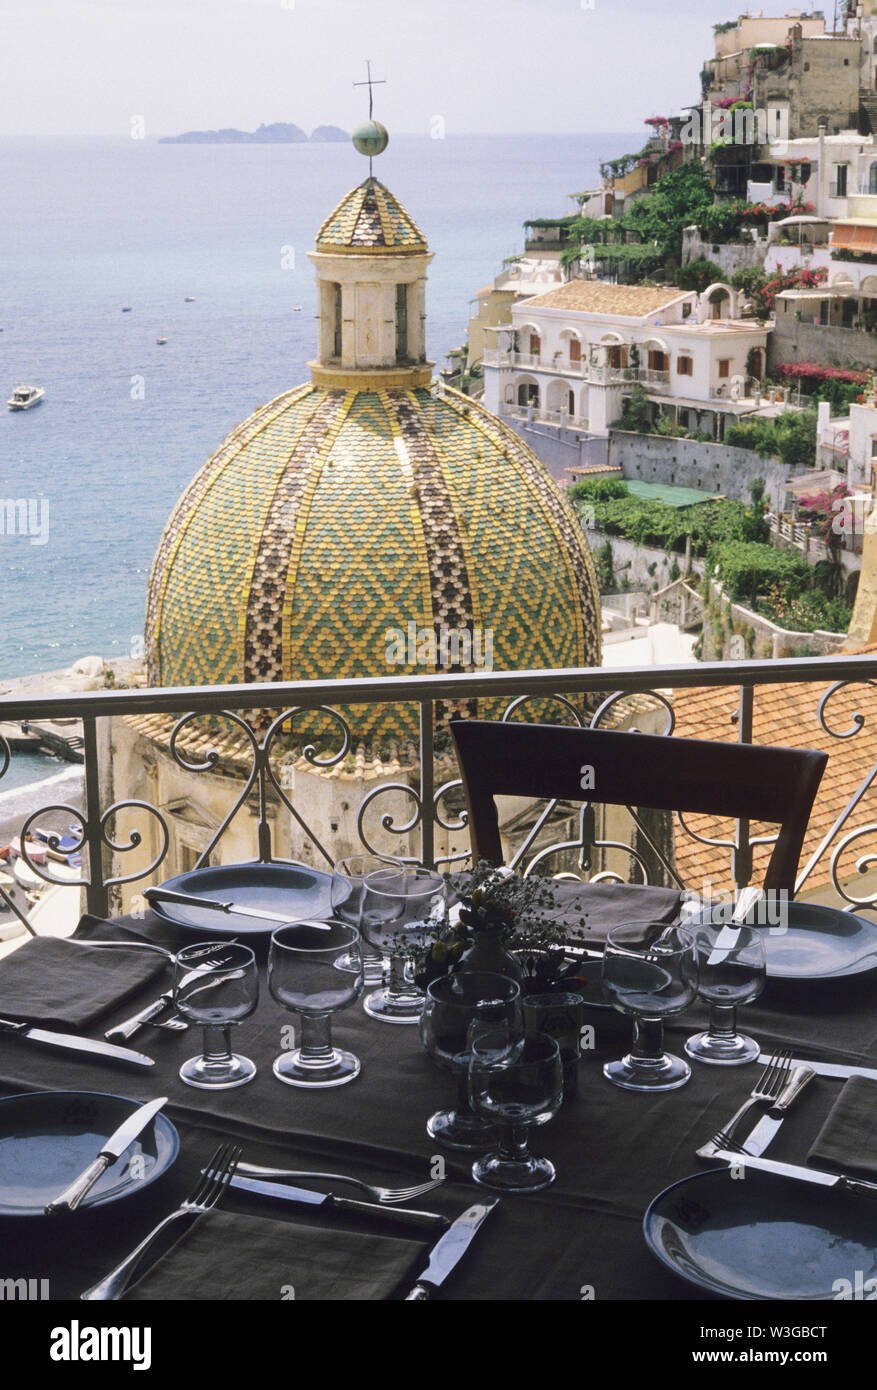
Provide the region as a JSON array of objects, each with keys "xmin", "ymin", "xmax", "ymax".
[{"xmin": 145, "ymin": 158, "xmax": 601, "ymax": 747}]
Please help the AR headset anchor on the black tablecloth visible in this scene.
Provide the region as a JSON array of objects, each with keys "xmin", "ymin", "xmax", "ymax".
[{"xmin": 3, "ymin": 900, "xmax": 877, "ymax": 1301}]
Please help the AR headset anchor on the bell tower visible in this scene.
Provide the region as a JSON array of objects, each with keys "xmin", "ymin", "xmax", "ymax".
[{"xmin": 308, "ymin": 65, "xmax": 433, "ymax": 391}]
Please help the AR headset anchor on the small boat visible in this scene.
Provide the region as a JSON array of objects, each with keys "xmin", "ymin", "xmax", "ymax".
[
  {"xmin": 10, "ymin": 836, "xmax": 49, "ymax": 864},
  {"xmin": 156, "ymin": 337, "xmax": 168, "ymax": 345},
  {"xmin": 33, "ymin": 826, "xmax": 81, "ymax": 858},
  {"xmin": 293, "ymin": 305, "xmax": 302, "ymax": 312},
  {"xmin": 7, "ymin": 384, "xmax": 44, "ymax": 411},
  {"xmin": 122, "ymin": 306, "xmax": 132, "ymax": 312},
  {"xmin": 184, "ymin": 296, "xmax": 195, "ymax": 302}
]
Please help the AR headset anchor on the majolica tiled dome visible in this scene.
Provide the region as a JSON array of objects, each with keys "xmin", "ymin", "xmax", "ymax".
[
  {"xmin": 145, "ymin": 170, "xmax": 601, "ymax": 748},
  {"xmin": 315, "ymin": 176, "xmax": 427, "ymax": 254}
]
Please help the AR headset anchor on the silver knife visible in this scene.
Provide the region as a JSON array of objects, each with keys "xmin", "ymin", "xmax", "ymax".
[
  {"xmin": 224, "ymin": 1172, "xmax": 448, "ymax": 1231},
  {"xmin": 45, "ymin": 1096, "xmax": 168, "ymax": 1214},
  {"xmin": 405, "ymin": 1198, "xmax": 499, "ymax": 1300},
  {"xmin": 711, "ymin": 1148, "xmax": 877, "ymax": 1199},
  {"xmin": 0, "ymin": 1017, "xmax": 154, "ymax": 1067},
  {"xmin": 739, "ymin": 1065, "xmax": 816, "ymax": 1156},
  {"xmin": 106, "ymin": 963, "xmax": 233, "ymax": 1042},
  {"xmin": 144, "ymin": 888, "xmax": 331, "ymax": 929},
  {"xmin": 758, "ymin": 1053, "xmax": 877, "ymax": 1083}
]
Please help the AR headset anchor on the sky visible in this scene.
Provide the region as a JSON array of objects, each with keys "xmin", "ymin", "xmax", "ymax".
[{"xmin": 0, "ymin": 0, "xmax": 816, "ymax": 139}]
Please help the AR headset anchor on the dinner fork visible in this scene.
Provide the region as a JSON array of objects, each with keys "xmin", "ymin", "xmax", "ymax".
[
  {"xmin": 696, "ymin": 1048, "xmax": 792, "ymax": 1159},
  {"xmin": 234, "ymin": 1161, "xmax": 445, "ymax": 1205},
  {"xmin": 80, "ymin": 1143, "xmax": 241, "ymax": 1301}
]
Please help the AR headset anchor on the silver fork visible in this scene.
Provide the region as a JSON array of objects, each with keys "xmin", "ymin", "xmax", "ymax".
[
  {"xmin": 696, "ymin": 1048, "xmax": 792, "ymax": 1159},
  {"xmin": 234, "ymin": 1161, "xmax": 444, "ymax": 1205},
  {"xmin": 80, "ymin": 1143, "xmax": 241, "ymax": 1301}
]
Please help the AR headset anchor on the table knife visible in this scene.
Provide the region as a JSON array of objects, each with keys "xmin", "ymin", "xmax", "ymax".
[
  {"xmin": 224, "ymin": 1172, "xmax": 448, "ymax": 1230},
  {"xmin": 711, "ymin": 1148, "xmax": 877, "ymax": 1199},
  {"xmin": 739, "ymin": 1065, "xmax": 816, "ymax": 1156},
  {"xmin": 106, "ymin": 963, "xmax": 233, "ymax": 1042},
  {"xmin": 0, "ymin": 1016, "xmax": 154, "ymax": 1067},
  {"xmin": 405, "ymin": 1197, "xmax": 499, "ymax": 1300},
  {"xmin": 144, "ymin": 887, "xmax": 331, "ymax": 929},
  {"xmin": 758, "ymin": 1053, "xmax": 877, "ymax": 1083},
  {"xmin": 45, "ymin": 1096, "xmax": 168, "ymax": 1214}
]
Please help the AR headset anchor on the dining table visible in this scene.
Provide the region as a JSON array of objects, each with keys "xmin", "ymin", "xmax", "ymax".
[{"xmin": 3, "ymin": 889, "xmax": 877, "ymax": 1311}]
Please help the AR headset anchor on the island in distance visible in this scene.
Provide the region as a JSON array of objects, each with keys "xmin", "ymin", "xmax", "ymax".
[{"xmin": 159, "ymin": 123, "xmax": 349, "ymax": 144}]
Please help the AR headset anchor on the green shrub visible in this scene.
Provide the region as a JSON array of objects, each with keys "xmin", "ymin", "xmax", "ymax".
[
  {"xmin": 675, "ymin": 258, "xmax": 724, "ymax": 292},
  {"xmin": 570, "ymin": 477, "xmax": 629, "ymax": 503}
]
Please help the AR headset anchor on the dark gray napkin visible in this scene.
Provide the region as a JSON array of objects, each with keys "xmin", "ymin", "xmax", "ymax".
[
  {"xmin": 808, "ymin": 1076, "xmax": 877, "ymax": 1177},
  {"xmin": 542, "ymin": 881, "xmax": 682, "ymax": 940},
  {"xmin": 0, "ymin": 936, "xmax": 167, "ymax": 1030},
  {"xmin": 122, "ymin": 1209, "xmax": 428, "ymax": 1301}
]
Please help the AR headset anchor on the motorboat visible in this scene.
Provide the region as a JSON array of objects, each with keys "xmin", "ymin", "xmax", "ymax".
[{"xmin": 7, "ymin": 384, "xmax": 44, "ymax": 410}]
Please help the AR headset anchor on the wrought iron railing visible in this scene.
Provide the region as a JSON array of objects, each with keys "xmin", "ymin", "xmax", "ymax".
[{"xmin": 3, "ymin": 655, "xmax": 877, "ymax": 929}]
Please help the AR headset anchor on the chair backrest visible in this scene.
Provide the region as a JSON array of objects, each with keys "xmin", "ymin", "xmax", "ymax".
[{"xmin": 450, "ymin": 719, "xmax": 828, "ymax": 892}]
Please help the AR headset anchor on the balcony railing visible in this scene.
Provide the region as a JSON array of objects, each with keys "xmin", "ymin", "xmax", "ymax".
[
  {"xmin": 3, "ymin": 657, "xmax": 877, "ymax": 930},
  {"xmin": 483, "ymin": 351, "xmax": 671, "ymax": 391}
]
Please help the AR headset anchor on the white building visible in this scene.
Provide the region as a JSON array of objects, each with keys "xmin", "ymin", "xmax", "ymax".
[{"xmin": 481, "ymin": 280, "xmax": 770, "ymax": 440}]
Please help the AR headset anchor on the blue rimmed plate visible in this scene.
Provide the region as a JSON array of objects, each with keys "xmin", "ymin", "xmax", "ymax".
[
  {"xmin": 644, "ymin": 1166, "xmax": 877, "ymax": 1299},
  {"xmin": 0, "ymin": 1091, "xmax": 179, "ymax": 1216},
  {"xmin": 149, "ymin": 860, "xmax": 334, "ymax": 937}
]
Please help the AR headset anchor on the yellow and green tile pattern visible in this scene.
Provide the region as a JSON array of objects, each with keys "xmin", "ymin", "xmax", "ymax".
[
  {"xmin": 315, "ymin": 177, "xmax": 427, "ymax": 255},
  {"xmin": 145, "ymin": 383, "xmax": 601, "ymax": 747}
]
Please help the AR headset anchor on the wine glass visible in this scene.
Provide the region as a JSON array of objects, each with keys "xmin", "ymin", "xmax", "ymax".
[
  {"xmin": 684, "ymin": 922, "xmax": 766, "ymax": 1065},
  {"xmin": 468, "ymin": 1030, "xmax": 563, "ymax": 1193},
  {"xmin": 601, "ymin": 922, "xmax": 699, "ymax": 1092},
  {"xmin": 331, "ymin": 854, "xmax": 400, "ymax": 985},
  {"xmin": 174, "ymin": 942, "xmax": 259, "ymax": 1090},
  {"xmin": 360, "ymin": 866, "xmax": 448, "ymax": 1024},
  {"xmin": 268, "ymin": 921, "xmax": 364, "ymax": 1087},
  {"xmin": 420, "ymin": 972, "xmax": 522, "ymax": 1150}
]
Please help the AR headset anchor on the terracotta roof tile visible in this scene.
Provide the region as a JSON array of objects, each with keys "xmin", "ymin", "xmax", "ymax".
[{"xmin": 523, "ymin": 282, "xmax": 689, "ymax": 318}]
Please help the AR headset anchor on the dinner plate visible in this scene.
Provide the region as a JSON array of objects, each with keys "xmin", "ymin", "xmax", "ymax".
[
  {"xmin": 644, "ymin": 1167, "xmax": 877, "ymax": 1300},
  {"xmin": 149, "ymin": 860, "xmax": 334, "ymax": 937},
  {"xmin": 0, "ymin": 1091, "xmax": 179, "ymax": 1217},
  {"xmin": 687, "ymin": 901, "xmax": 877, "ymax": 981}
]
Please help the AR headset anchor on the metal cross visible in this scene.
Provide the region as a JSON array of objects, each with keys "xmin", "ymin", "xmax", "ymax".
[{"xmin": 353, "ymin": 59, "xmax": 386, "ymax": 120}]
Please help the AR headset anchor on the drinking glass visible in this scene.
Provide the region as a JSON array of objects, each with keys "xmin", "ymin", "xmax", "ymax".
[
  {"xmin": 331, "ymin": 854, "xmax": 400, "ymax": 985},
  {"xmin": 601, "ymin": 922, "xmax": 699, "ymax": 1092},
  {"xmin": 684, "ymin": 922, "xmax": 766, "ymax": 1065},
  {"xmin": 360, "ymin": 866, "xmax": 448, "ymax": 1023},
  {"xmin": 268, "ymin": 921, "xmax": 364, "ymax": 1087},
  {"xmin": 174, "ymin": 942, "xmax": 259, "ymax": 1090},
  {"xmin": 468, "ymin": 1031, "xmax": 563, "ymax": 1193},
  {"xmin": 420, "ymin": 972, "xmax": 522, "ymax": 1150}
]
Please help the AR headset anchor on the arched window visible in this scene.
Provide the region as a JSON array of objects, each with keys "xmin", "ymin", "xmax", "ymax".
[
  {"xmin": 333, "ymin": 284, "xmax": 342, "ymax": 358},
  {"xmin": 395, "ymin": 283, "xmax": 408, "ymax": 363}
]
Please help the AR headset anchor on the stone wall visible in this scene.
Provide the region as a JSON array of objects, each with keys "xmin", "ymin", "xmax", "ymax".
[
  {"xmin": 768, "ymin": 319, "xmax": 877, "ymax": 375},
  {"xmin": 608, "ymin": 430, "xmax": 794, "ymax": 509},
  {"xmin": 700, "ymin": 580, "xmax": 846, "ymax": 661},
  {"xmin": 681, "ymin": 226, "xmax": 767, "ymax": 276},
  {"xmin": 583, "ymin": 528, "xmax": 704, "ymax": 593},
  {"xmin": 502, "ymin": 416, "xmax": 609, "ymax": 483}
]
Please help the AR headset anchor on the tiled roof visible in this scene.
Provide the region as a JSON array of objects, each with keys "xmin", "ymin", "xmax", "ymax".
[
  {"xmin": 522, "ymin": 282, "xmax": 689, "ymax": 317},
  {"xmin": 315, "ymin": 177, "xmax": 427, "ymax": 254},
  {"xmin": 669, "ymin": 678, "xmax": 877, "ymax": 896},
  {"xmin": 144, "ymin": 383, "xmax": 602, "ymax": 747}
]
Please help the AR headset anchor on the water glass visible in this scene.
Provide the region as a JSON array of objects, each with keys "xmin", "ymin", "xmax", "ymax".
[
  {"xmin": 420, "ymin": 971, "xmax": 522, "ymax": 1150},
  {"xmin": 685, "ymin": 922, "xmax": 766, "ymax": 1065},
  {"xmin": 601, "ymin": 922, "xmax": 699, "ymax": 1092},
  {"xmin": 268, "ymin": 921, "xmax": 364, "ymax": 1087},
  {"xmin": 360, "ymin": 866, "xmax": 448, "ymax": 1023},
  {"xmin": 468, "ymin": 1031, "xmax": 563, "ymax": 1193},
  {"xmin": 174, "ymin": 942, "xmax": 259, "ymax": 1090},
  {"xmin": 331, "ymin": 854, "xmax": 400, "ymax": 985}
]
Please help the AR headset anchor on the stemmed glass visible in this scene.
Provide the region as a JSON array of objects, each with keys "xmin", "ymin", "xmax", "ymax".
[
  {"xmin": 174, "ymin": 942, "xmax": 259, "ymax": 1090},
  {"xmin": 268, "ymin": 921, "xmax": 364, "ymax": 1087},
  {"xmin": 420, "ymin": 971, "xmax": 522, "ymax": 1150},
  {"xmin": 468, "ymin": 1031, "xmax": 563, "ymax": 1193},
  {"xmin": 684, "ymin": 922, "xmax": 766, "ymax": 1065},
  {"xmin": 601, "ymin": 922, "xmax": 699, "ymax": 1092},
  {"xmin": 360, "ymin": 866, "xmax": 448, "ymax": 1024},
  {"xmin": 331, "ymin": 854, "xmax": 400, "ymax": 985}
]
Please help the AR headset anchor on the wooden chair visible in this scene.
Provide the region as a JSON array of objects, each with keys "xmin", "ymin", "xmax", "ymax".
[{"xmin": 449, "ymin": 719, "xmax": 828, "ymax": 893}]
